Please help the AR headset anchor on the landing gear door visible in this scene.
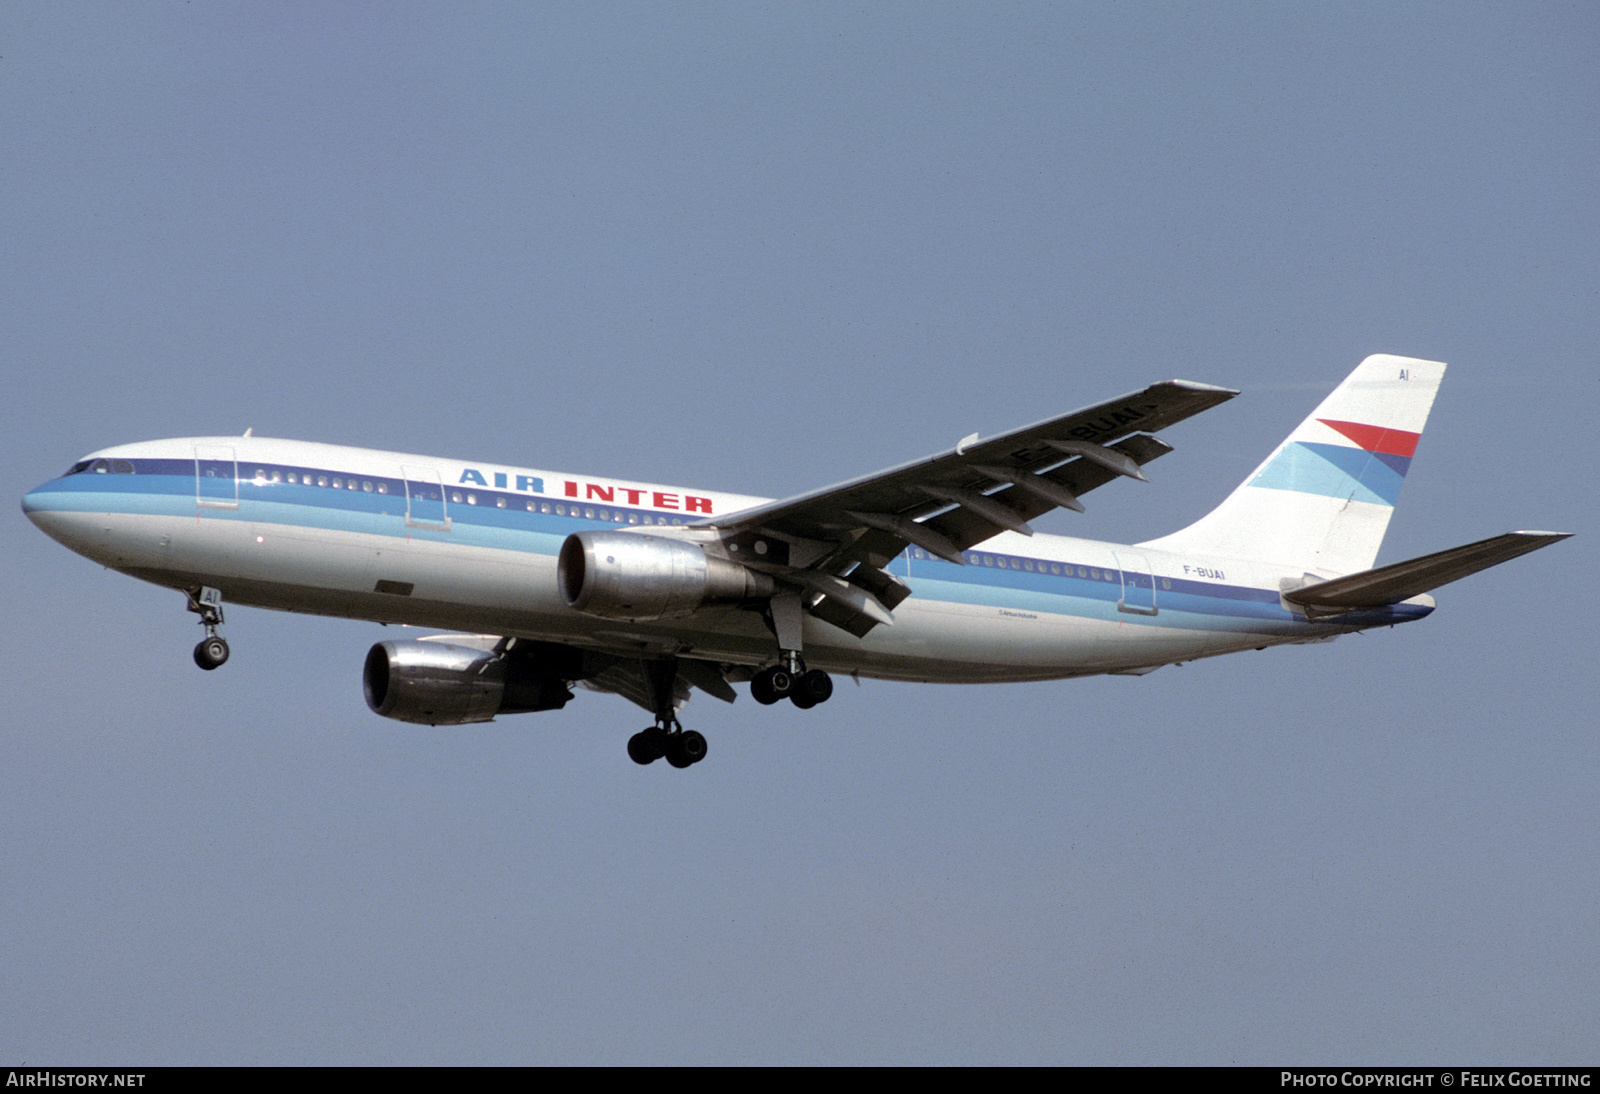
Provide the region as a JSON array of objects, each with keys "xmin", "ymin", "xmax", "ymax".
[
  {"xmin": 194, "ymin": 445, "xmax": 239, "ymax": 510},
  {"xmin": 401, "ymin": 466, "xmax": 451, "ymax": 531},
  {"xmin": 1114, "ymin": 551, "xmax": 1159, "ymax": 616}
]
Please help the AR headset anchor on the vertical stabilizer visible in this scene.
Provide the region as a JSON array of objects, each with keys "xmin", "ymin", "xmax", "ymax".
[{"xmin": 1140, "ymin": 354, "xmax": 1445, "ymax": 574}]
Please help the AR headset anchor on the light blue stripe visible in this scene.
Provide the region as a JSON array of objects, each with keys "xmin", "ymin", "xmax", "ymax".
[
  {"xmin": 34, "ymin": 480, "xmax": 1423, "ymax": 634},
  {"xmin": 1249, "ymin": 442, "xmax": 1403, "ymax": 505}
]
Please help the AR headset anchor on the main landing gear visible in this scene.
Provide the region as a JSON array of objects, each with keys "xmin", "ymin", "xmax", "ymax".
[
  {"xmin": 749, "ymin": 658, "xmax": 834, "ymax": 709},
  {"xmin": 753, "ymin": 593, "xmax": 834, "ymax": 709},
  {"xmin": 628, "ymin": 657, "xmax": 708, "ymax": 769},
  {"xmin": 627, "ymin": 722, "xmax": 709, "ymax": 769},
  {"xmin": 186, "ymin": 586, "xmax": 230, "ymax": 670}
]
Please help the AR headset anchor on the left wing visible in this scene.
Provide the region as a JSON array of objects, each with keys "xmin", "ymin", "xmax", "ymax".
[{"xmin": 691, "ymin": 378, "xmax": 1237, "ymax": 637}]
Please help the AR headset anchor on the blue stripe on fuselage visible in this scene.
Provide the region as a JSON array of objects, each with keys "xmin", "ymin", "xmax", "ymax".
[{"xmin": 28, "ymin": 464, "xmax": 1415, "ymax": 635}]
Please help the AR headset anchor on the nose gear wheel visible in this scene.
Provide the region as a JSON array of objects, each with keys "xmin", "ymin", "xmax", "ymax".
[{"xmin": 186, "ymin": 586, "xmax": 230, "ymax": 671}]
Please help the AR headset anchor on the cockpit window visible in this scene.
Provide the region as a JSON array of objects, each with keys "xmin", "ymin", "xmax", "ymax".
[{"xmin": 66, "ymin": 457, "xmax": 134, "ymax": 474}]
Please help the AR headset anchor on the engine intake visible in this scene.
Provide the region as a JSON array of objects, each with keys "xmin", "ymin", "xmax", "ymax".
[
  {"xmin": 558, "ymin": 530, "xmax": 775, "ymax": 621},
  {"xmin": 363, "ymin": 640, "xmax": 576, "ymax": 726}
]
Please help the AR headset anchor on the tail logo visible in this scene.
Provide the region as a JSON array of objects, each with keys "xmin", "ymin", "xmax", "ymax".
[
  {"xmin": 1248, "ymin": 418, "xmax": 1421, "ymax": 507},
  {"xmin": 1316, "ymin": 419, "xmax": 1420, "ymax": 459}
]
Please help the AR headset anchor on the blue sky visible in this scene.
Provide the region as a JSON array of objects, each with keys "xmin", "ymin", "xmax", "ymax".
[{"xmin": 2, "ymin": 2, "xmax": 1594, "ymax": 1064}]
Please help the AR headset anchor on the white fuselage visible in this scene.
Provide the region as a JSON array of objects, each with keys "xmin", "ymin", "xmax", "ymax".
[{"xmin": 23, "ymin": 436, "xmax": 1428, "ymax": 684}]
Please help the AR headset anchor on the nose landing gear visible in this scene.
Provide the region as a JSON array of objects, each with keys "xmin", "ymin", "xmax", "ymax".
[{"xmin": 186, "ymin": 586, "xmax": 230, "ymax": 670}]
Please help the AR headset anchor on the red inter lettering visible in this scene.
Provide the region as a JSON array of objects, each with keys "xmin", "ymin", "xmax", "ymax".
[
  {"xmin": 621, "ymin": 488, "xmax": 644, "ymax": 505},
  {"xmin": 586, "ymin": 484, "xmax": 614, "ymax": 502},
  {"xmin": 684, "ymin": 496, "xmax": 712, "ymax": 514},
  {"xmin": 563, "ymin": 481, "xmax": 578, "ymax": 498},
  {"xmin": 652, "ymin": 492, "xmax": 679, "ymax": 510}
]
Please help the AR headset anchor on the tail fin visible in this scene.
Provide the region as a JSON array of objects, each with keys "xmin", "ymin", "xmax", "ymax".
[{"xmin": 1141, "ymin": 354, "xmax": 1446, "ymax": 574}]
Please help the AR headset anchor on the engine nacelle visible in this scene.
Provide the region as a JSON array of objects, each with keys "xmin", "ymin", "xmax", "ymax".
[
  {"xmin": 558, "ymin": 530, "xmax": 776, "ymax": 621},
  {"xmin": 363, "ymin": 640, "xmax": 575, "ymax": 726}
]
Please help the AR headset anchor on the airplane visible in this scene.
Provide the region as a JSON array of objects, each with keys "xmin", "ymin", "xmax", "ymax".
[{"xmin": 22, "ymin": 354, "xmax": 1568, "ymax": 769}]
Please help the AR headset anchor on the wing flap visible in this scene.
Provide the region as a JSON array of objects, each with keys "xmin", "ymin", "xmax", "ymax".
[
  {"xmin": 580, "ymin": 655, "xmax": 741, "ymax": 711},
  {"xmin": 675, "ymin": 658, "xmax": 739, "ymax": 703},
  {"xmin": 920, "ymin": 434, "xmax": 1174, "ymax": 553}
]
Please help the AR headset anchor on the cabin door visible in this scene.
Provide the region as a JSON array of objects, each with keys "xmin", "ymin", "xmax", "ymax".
[{"xmin": 194, "ymin": 445, "xmax": 239, "ymax": 510}]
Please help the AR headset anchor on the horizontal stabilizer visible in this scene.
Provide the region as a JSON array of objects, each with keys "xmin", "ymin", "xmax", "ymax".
[{"xmin": 1283, "ymin": 531, "xmax": 1570, "ymax": 610}]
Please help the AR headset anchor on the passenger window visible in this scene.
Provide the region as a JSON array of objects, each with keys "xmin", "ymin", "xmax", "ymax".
[
  {"xmin": 318, "ymin": 476, "xmax": 328, "ymax": 487},
  {"xmin": 496, "ymin": 497, "xmax": 506, "ymax": 508},
  {"xmin": 451, "ymin": 492, "xmax": 463, "ymax": 504},
  {"xmin": 363, "ymin": 481, "xmax": 373, "ymax": 492},
  {"xmin": 377, "ymin": 483, "xmax": 387, "ymax": 494}
]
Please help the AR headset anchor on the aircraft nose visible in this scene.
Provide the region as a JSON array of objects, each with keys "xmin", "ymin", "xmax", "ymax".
[
  {"xmin": 21, "ymin": 478, "xmax": 90, "ymax": 550},
  {"xmin": 21, "ymin": 483, "xmax": 50, "ymax": 522}
]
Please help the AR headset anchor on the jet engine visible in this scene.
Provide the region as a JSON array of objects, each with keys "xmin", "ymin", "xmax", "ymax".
[
  {"xmin": 558, "ymin": 530, "xmax": 775, "ymax": 621},
  {"xmin": 363, "ymin": 640, "xmax": 578, "ymax": 726}
]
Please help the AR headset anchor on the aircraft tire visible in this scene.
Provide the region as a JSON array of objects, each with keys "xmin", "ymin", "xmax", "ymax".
[
  {"xmin": 628, "ymin": 728, "xmax": 665, "ymax": 765},
  {"xmin": 678, "ymin": 730, "xmax": 707, "ymax": 765},
  {"xmin": 194, "ymin": 637, "xmax": 229, "ymax": 671},
  {"xmin": 663, "ymin": 730, "xmax": 708, "ymax": 768},
  {"xmin": 797, "ymin": 669, "xmax": 833, "ymax": 706},
  {"xmin": 750, "ymin": 666, "xmax": 793, "ymax": 705}
]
